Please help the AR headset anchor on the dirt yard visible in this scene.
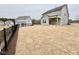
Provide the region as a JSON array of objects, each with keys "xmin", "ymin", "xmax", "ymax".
[{"xmin": 15, "ymin": 23, "xmax": 79, "ymax": 55}]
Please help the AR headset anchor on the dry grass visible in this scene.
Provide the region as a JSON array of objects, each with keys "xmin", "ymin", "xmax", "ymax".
[
  {"xmin": 15, "ymin": 23, "xmax": 79, "ymax": 55},
  {"xmin": 0, "ymin": 26, "xmax": 10, "ymax": 43},
  {"xmin": 0, "ymin": 26, "xmax": 10, "ymax": 30}
]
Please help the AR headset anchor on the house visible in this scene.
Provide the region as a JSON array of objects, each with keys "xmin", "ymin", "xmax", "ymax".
[
  {"xmin": 15, "ymin": 16, "xmax": 32, "ymax": 27},
  {"xmin": 5, "ymin": 20, "xmax": 14, "ymax": 26},
  {"xmin": 0, "ymin": 21, "xmax": 4, "ymax": 26},
  {"xmin": 41, "ymin": 4, "xmax": 69, "ymax": 25}
]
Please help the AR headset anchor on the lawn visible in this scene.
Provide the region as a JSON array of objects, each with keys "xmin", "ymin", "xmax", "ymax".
[{"xmin": 15, "ymin": 23, "xmax": 79, "ymax": 55}]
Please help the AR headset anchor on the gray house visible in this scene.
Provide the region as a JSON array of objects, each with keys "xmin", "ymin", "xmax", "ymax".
[
  {"xmin": 15, "ymin": 16, "xmax": 32, "ymax": 27},
  {"xmin": 0, "ymin": 21, "xmax": 4, "ymax": 26},
  {"xmin": 41, "ymin": 4, "xmax": 69, "ymax": 25},
  {"xmin": 5, "ymin": 20, "xmax": 14, "ymax": 26}
]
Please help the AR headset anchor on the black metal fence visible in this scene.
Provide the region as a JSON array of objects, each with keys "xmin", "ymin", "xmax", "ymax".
[{"xmin": 0, "ymin": 24, "xmax": 18, "ymax": 54}]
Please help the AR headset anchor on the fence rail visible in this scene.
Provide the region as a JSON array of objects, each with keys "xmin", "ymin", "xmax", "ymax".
[{"xmin": 0, "ymin": 24, "xmax": 18, "ymax": 54}]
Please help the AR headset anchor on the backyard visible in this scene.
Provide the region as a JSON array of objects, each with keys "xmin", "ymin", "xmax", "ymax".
[{"xmin": 15, "ymin": 23, "xmax": 79, "ymax": 55}]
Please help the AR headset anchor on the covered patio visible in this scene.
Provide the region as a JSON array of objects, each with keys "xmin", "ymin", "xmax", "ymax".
[{"xmin": 48, "ymin": 15, "xmax": 61, "ymax": 25}]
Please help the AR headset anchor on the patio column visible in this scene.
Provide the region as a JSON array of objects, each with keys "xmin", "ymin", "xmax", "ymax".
[{"xmin": 56, "ymin": 15, "xmax": 58, "ymax": 25}]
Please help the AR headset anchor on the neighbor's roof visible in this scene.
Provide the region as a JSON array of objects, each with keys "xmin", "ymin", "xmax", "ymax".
[
  {"xmin": 42, "ymin": 4, "xmax": 67, "ymax": 15},
  {"xmin": 16, "ymin": 16, "xmax": 30, "ymax": 20}
]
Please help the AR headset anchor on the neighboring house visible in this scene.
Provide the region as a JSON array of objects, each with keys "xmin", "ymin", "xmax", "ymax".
[
  {"xmin": 15, "ymin": 16, "xmax": 32, "ymax": 27},
  {"xmin": 0, "ymin": 21, "xmax": 4, "ymax": 26},
  {"xmin": 5, "ymin": 21, "xmax": 14, "ymax": 26},
  {"xmin": 41, "ymin": 4, "xmax": 69, "ymax": 25}
]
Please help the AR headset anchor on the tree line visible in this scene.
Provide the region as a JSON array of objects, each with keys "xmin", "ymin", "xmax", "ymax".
[{"xmin": 0, "ymin": 18, "xmax": 15, "ymax": 24}]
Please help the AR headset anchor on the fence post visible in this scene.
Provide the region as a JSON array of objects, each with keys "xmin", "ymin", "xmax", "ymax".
[{"xmin": 3, "ymin": 28, "xmax": 7, "ymax": 52}]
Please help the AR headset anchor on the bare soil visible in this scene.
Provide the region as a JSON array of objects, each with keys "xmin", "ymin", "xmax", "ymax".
[{"xmin": 15, "ymin": 23, "xmax": 79, "ymax": 55}]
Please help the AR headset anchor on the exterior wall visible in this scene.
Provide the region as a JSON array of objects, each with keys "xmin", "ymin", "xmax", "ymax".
[
  {"xmin": 15, "ymin": 17, "xmax": 32, "ymax": 27},
  {"xmin": 15, "ymin": 20, "xmax": 26, "ymax": 27},
  {"xmin": 61, "ymin": 6, "xmax": 69, "ymax": 25},
  {"xmin": 41, "ymin": 15, "xmax": 49, "ymax": 25},
  {"xmin": 26, "ymin": 18, "xmax": 32, "ymax": 25}
]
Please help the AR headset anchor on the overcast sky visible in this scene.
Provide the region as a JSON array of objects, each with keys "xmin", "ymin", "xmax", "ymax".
[{"xmin": 0, "ymin": 4, "xmax": 79, "ymax": 20}]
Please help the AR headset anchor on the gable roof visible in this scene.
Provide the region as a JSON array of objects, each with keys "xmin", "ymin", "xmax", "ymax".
[
  {"xmin": 42, "ymin": 4, "xmax": 67, "ymax": 15},
  {"xmin": 16, "ymin": 16, "xmax": 30, "ymax": 20}
]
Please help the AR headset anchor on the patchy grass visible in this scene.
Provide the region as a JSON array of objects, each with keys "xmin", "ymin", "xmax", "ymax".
[
  {"xmin": 0, "ymin": 26, "xmax": 9, "ymax": 44},
  {"xmin": 15, "ymin": 23, "xmax": 79, "ymax": 55},
  {"xmin": 0, "ymin": 30, "xmax": 4, "ymax": 44}
]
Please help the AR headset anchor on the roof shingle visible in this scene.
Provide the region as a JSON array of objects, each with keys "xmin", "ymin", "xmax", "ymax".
[
  {"xmin": 42, "ymin": 4, "xmax": 67, "ymax": 15},
  {"xmin": 16, "ymin": 16, "xmax": 30, "ymax": 20}
]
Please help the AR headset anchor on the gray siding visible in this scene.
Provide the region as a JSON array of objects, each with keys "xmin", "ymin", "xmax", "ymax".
[
  {"xmin": 41, "ymin": 15, "xmax": 49, "ymax": 25},
  {"xmin": 15, "ymin": 17, "xmax": 32, "ymax": 27},
  {"xmin": 61, "ymin": 6, "xmax": 69, "ymax": 25}
]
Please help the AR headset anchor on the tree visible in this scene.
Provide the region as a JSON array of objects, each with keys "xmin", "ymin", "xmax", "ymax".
[{"xmin": 0, "ymin": 18, "xmax": 15, "ymax": 25}]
